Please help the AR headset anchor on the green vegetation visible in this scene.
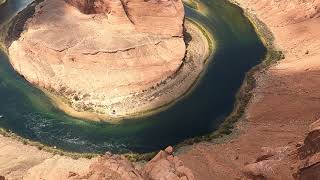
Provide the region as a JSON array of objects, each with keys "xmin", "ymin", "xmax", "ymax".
[
  {"xmin": 186, "ymin": 17, "xmax": 215, "ymax": 53},
  {"xmin": 176, "ymin": 1, "xmax": 285, "ymax": 149},
  {"xmin": 183, "ymin": 0, "xmax": 199, "ymax": 10},
  {"xmin": 0, "ymin": 0, "xmax": 284, "ymax": 162},
  {"xmin": 0, "ymin": 128, "xmax": 98, "ymax": 159},
  {"xmin": 0, "ymin": 127, "xmax": 157, "ymax": 162}
]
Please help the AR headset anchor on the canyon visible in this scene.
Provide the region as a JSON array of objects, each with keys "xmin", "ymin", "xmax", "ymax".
[
  {"xmin": 1, "ymin": 0, "xmax": 320, "ymax": 179},
  {"xmin": 178, "ymin": 0, "xmax": 320, "ymax": 179},
  {"xmin": 7, "ymin": 0, "xmax": 210, "ymax": 121}
]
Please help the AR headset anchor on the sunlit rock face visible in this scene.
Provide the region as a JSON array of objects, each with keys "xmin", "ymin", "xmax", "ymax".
[
  {"xmin": 64, "ymin": 0, "xmax": 185, "ymax": 35},
  {"xmin": 8, "ymin": 0, "xmax": 186, "ymax": 116},
  {"xmin": 66, "ymin": 146, "xmax": 195, "ymax": 180},
  {"xmin": 64, "ymin": 0, "xmax": 111, "ymax": 14}
]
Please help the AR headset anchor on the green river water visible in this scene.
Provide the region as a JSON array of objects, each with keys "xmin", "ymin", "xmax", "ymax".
[{"xmin": 0, "ymin": 0, "xmax": 266, "ymax": 154}]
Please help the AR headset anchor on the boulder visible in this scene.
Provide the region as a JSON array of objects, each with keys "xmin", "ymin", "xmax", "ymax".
[
  {"xmin": 143, "ymin": 148, "xmax": 195, "ymax": 180},
  {"xmin": 165, "ymin": 146, "xmax": 174, "ymax": 155},
  {"xmin": 69, "ymin": 148, "xmax": 195, "ymax": 180},
  {"xmin": 298, "ymin": 119, "xmax": 320, "ymax": 159},
  {"xmin": 295, "ymin": 119, "xmax": 320, "ymax": 180},
  {"xmin": 70, "ymin": 152, "xmax": 144, "ymax": 179}
]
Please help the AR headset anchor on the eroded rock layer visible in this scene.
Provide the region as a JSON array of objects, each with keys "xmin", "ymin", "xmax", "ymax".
[{"xmin": 8, "ymin": 0, "xmax": 186, "ymax": 118}]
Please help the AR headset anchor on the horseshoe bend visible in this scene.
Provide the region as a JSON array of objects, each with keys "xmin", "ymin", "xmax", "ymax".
[
  {"xmin": 7, "ymin": 0, "xmax": 211, "ymax": 121},
  {"xmin": 2, "ymin": 0, "xmax": 320, "ymax": 179}
]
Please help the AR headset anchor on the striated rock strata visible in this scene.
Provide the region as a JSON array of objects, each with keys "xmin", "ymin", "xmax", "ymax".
[{"xmin": 7, "ymin": 0, "xmax": 210, "ymax": 120}]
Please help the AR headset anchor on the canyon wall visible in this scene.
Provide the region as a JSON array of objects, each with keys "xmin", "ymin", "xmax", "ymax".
[{"xmin": 179, "ymin": 0, "xmax": 320, "ymax": 179}]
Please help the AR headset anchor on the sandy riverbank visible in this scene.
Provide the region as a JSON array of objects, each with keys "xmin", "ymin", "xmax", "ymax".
[{"xmin": 178, "ymin": 0, "xmax": 320, "ymax": 179}]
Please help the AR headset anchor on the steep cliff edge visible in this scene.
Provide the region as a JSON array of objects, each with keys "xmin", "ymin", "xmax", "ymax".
[
  {"xmin": 3, "ymin": 0, "xmax": 320, "ymax": 179},
  {"xmin": 179, "ymin": 0, "xmax": 320, "ymax": 179}
]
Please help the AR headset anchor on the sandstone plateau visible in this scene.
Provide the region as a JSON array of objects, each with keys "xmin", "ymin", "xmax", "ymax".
[{"xmin": 7, "ymin": 0, "xmax": 210, "ymax": 120}]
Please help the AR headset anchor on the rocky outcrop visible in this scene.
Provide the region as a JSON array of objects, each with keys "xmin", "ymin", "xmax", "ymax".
[
  {"xmin": 298, "ymin": 119, "xmax": 320, "ymax": 159},
  {"xmin": 236, "ymin": 0, "xmax": 320, "ymax": 26},
  {"xmin": 69, "ymin": 152, "xmax": 144, "ymax": 179},
  {"xmin": 242, "ymin": 147, "xmax": 295, "ymax": 180},
  {"xmin": 179, "ymin": 0, "xmax": 320, "ymax": 179},
  {"xmin": 296, "ymin": 153, "xmax": 320, "ymax": 180},
  {"xmin": 295, "ymin": 119, "xmax": 320, "ymax": 180},
  {"xmin": 0, "ymin": 137, "xmax": 195, "ymax": 180},
  {"xmin": 64, "ymin": 146, "xmax": 194, "ymax": 180},
  {"xmin": 242, "ymin": 119, "xmax": 320, "ymax": 180},
  {"xmin": 8, "ymin": 0, "xmax": 192, "ymax": 119},
  {"xmin": 142, "ymin": 146, "xmax": 195, "ymax": 180}
]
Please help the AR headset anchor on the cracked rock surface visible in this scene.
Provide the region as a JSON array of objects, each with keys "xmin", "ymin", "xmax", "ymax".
[{"xmin": 8, "ymin": 0, "xmax": 186, "ymax": 118}]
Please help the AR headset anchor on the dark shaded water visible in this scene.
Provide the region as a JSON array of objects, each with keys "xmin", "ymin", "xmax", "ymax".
[{"xmin": 0, "ymin": 0, "xmax": 266, "ymax": 153}]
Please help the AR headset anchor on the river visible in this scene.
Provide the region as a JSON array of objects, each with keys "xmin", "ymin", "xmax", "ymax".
[{"xmin": 0, "ymin": 0, "xmax": 266, "ymax": 153}]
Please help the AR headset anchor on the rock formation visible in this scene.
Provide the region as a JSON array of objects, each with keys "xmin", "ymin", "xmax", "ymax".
[
  {"xmin": 62, "ymin": 146, "xmax": 194, "ymax": 180},
  {"xmin": 69, "ymin": 152, "xmax": 144, "ymax": 179},
  {"xmin": 0, "ymin": 135, "xmax": 195, "ymax": 180},
  {"xmin": 64, "ymin": 0, "xmax": 111, "ymax": 14},
  {"xmin": 295, "ymin": 119, "xmax": 320, "ymax": 180},
  {"xmin": 8, "ymin": 0, "xmax": 194, "ymax": 119},
  {"xmin": 141, "ymin": 146, "xmax": 195, "ymax": 180},
  {"xmin": 242, "ymin": 119, "xmax": 320, "ymax": 180},
  {"xmin": 178, "ymin": 0, "xmax": 320, "ymax": 179}
]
